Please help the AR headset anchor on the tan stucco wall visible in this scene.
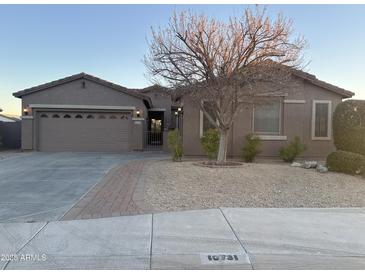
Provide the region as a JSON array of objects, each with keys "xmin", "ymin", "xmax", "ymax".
[
  {"xmin": 131, "ymin": 118, "xmax": 145, "ymax": 151},
  {"xmin": 20, "ymin": 118, "xmax": 33, "ymax": 150},
  {"xmin": 20, "ymin": 79, "xmax": 148, "ymax": 151},
  {"xmin": 182, "ymin": 79, "xmax": 344, "ymax": 159}
]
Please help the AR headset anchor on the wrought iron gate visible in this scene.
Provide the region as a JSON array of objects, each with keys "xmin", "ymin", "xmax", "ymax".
[{"xmin": 144, "ymin": 130, "xmax": 163, "ymax": 151}]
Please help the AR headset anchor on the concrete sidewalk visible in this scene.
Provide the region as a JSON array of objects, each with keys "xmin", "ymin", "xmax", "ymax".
[{"xmin": 1, "ymin": 208, "xmax": 365, "ymax": 269}]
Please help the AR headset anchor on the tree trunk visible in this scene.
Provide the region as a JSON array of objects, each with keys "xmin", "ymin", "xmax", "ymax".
[{"xmin": 217, "ymin": 129, "xmax": 228, "ymax": 163}]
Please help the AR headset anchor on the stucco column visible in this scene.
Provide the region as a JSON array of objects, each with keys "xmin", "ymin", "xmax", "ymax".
[
  {"xmin": 131, "ymin": 118, "xmax": 145, "ymax": 151},
  {"xmin": 162, "ymin": 130, "xmax": 170, "ymax": 153},
  {"xmin": 21, "ymin": 116, "xmax": 34, "ymax": 150}
]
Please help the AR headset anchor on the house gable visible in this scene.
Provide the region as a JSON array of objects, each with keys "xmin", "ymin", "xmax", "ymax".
[
  {"xmin": 291, "ymin": 70, "xmax": 354, "ymax": 99},
  {"xmin": 13, "ymin": 73, "xmax": 152, "ymax": 108},
  {"xmin": 19, "ymin": 78, "xmax": 150, "ymax": 111}
]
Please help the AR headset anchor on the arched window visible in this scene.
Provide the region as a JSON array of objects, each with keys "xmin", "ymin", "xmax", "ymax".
[
  {"xmin": 52, "ymin": 114, "xmax": 60, "ymax": 118},
  {"xmin": 75, "ymin": 114, "xmax": 83, "ymax": 119},
  {"xmin": 40, "ymin": 114, "xmax": 48, "ymax": 118},
  {"xmin": 109, "ymin": 115, "xmax": 117, "ymax": 119},
  {"xmin": 98, "ymin": 115, "xmax": 106, "ymax": 119},
  {"xmin": 86, "ymin": 115, "xmax": 95, "ymax": 119},
  {"xmin": 64, "ymin": 114, "xmax": 71, "ymax": 119}
]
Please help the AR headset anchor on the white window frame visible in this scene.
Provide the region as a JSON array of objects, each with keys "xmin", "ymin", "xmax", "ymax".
[
  {"xmin": 257, "ymin": 135, "xmax": 287, "ymax": 141},
  {"xmin": 283, "ymin": 99, "xmax": 306, "ymax": 104},
  {"xmin": 252, "ymin": 102, "xmax": 283, "ymax": 136},
  {"xmin": 311, "ymin": 100, "xmax": 332, "ymax": 141}
]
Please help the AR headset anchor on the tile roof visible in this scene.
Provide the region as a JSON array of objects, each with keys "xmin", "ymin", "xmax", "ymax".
[{"xmin": 12, "ymin": 69, "xmax": 354, "ymax": 104}]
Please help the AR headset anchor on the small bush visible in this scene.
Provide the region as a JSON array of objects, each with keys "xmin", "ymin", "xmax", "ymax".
[
  {"xmin": 241, "ymin": 134, "xmax": 261, "ymax": 162},
  {"xmin": 167, "ymin": 129, "xmax": 183, "ymax": 161},
  {"xmin": 333, "ymin": 100, "xmax": 365, "ymax": 156},
  {"xmin": 279, "ymin": 136, "xmax": 307, "ymax": 162},
  {"xmin": 200, "ymin": 128, "xmax": 219, "ymax": 160},
  {"xmin": 327, "ymin": 150, "xmax": 365, "ymax": 176}
]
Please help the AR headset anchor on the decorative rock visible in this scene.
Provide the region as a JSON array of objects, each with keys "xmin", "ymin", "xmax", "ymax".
[
  {"xmin": 291, "ymin": 162, "xmax": 302, "ymax": 167},
  {"xmin": 303, "ymin": 161, "xmax": 318, "ymax": 169},
  {"xmin": 316, "ymin": 164, "xmax": 328, "ymax": 173}
]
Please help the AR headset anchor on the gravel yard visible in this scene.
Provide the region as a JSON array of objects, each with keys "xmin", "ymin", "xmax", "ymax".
[{"xmin": 143, "ymin": 160, "xmax": 365, "ymax": 211}]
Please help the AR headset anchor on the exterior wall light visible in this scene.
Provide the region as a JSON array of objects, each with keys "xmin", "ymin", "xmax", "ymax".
[
  {"xmin": 136, "ymin": 109, "xmax": 141, "ymax": 118},
  {"xmin": 178, "ymin": 107, "xmax": 182, "ymax": 112},
  {"xmin": 174, "ymin": 111, "xmax": 178, "ymax": 115},
  {"xmin": 23, "ymin": 107, "xmax": 29, "ymax": 116}
]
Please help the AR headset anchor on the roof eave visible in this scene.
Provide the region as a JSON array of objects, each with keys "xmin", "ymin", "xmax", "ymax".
[
  {"xmin": 306, "ymin": 79, "xmax": 354, "ymax": 99},
  {"xmin": 12, "ymin": 73, "xmax": 86, "ymax": 98},
  {"xmin": 291, "ymin": 70, "xmax": 355, "ymax": 99}
]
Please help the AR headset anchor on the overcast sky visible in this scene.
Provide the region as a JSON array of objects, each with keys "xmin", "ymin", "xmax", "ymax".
[{"xmin": 0, "ymin": 4, "xmax": 364, "ymax": 115}]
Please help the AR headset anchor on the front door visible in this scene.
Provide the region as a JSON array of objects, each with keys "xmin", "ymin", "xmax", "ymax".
[
  {"xmin": 151, "ymin": 118, "xmax": 162, "ymax": 134},
  {"xmin": 147, "ymin": 111, "xmax": 164, "ymax": 146}
]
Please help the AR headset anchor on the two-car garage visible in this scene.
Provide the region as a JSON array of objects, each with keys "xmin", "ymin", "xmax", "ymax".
[{"xmin": 36, "ymin": 111, "xmax": 132, "ymax": 152}]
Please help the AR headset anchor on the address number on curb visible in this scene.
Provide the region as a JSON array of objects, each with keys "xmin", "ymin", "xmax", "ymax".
[{"xmin": 200, "ymin": 253, "xmax": 247, "ymax": 265}]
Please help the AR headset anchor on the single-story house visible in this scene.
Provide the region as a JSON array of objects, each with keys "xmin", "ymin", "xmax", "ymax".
[{"xmin": 13, "ymin": 71, "xmax": 354, "ymax": 158}]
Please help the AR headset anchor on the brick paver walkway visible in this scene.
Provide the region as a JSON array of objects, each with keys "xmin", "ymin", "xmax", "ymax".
[{"xmin": 61, "ymin": 160, "xmax": 148, "ymax": 220}]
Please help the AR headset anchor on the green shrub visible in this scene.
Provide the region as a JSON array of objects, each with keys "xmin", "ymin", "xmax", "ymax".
[
  {"xmin": 333, "ymin": 100, "xmax": 365, "ymax": 156},
  {"xmin": 167, "ymin": 129, "xmax": 183, "ymax": 161},
  {"xmin": 200, "ymin": 128, "xmax": 219, "ymax": 160},
  {"xmin": 327, "ymin": 150, "xmax": 365, "ymax": 176},
  {"xmin": 241, "ymin": 134, "xmax": 261, "ymax": 162},
  {"xmin": 279, "ymin": 136, "xmax": 307, "ymax": 162}
]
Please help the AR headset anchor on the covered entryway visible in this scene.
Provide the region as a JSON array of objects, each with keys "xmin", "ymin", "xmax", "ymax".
[
  {"xmin": 37, "ymin": 111, "xmax": 132, "ymax": 152},
  {"xmin": 145, "ymin": 110, "xmax": 164, "ymax": 150}
]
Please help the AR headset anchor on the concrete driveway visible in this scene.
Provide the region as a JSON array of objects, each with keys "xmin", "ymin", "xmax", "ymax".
[{"xmin": 0, "ymin": 152, "xmax": 166, "ymax": 223}]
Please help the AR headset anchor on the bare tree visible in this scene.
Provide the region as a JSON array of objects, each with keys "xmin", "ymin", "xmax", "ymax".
[{"xmin": 145, "ymin": 7, "xmax": 306, "ymax": 163}]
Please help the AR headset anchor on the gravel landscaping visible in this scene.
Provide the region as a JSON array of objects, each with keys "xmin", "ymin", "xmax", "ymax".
[{"xmin": 143, "ymin": 160, "xmax": 365, "ymax": 211}]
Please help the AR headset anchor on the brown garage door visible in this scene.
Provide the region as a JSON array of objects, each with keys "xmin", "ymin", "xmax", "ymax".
[{"xmin": 37, "ymin": 111, "xmax": 131, "ymax": 152}]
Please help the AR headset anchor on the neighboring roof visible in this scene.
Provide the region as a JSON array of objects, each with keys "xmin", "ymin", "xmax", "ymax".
[
  {"xmin": 12, "ymin": 73, "xmax": 152, "ymax": 107},
  {"xmin": 291, "ymin": 69, "xmax": 354, "ymax": 98},
  {"xmin": 0, "ymin": 114, "xmax": 20, "ymax": 122}
]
